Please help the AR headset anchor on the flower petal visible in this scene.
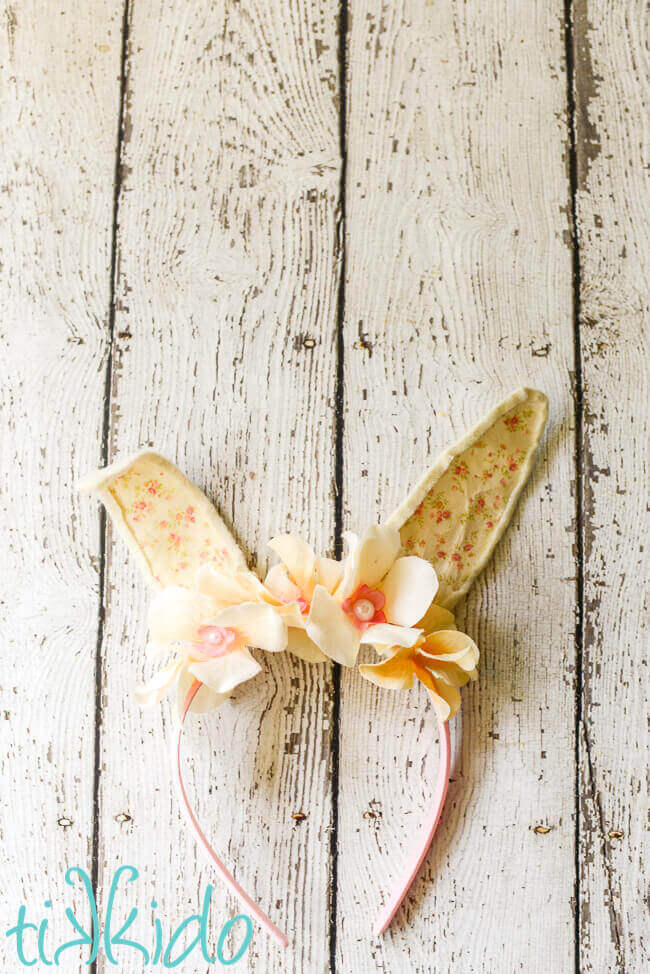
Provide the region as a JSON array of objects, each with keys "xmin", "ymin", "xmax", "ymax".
[
  {"xmin": 214, "ymin": 602, "xmax": 287, "ymax": 653},
  {"xmin": 264, "ymin": 564, "xmax": 302, "ymax": 604},
  {"xmin": 423, "ymin": 660, "xmax": 472, "ymax": 688},
  {"xmin": 195, "ymin": 564, "xmax": 265, "ymax": 607},
  {"xmin": 148, "ymin": 587, "xmax": 215, "ymax": 645},
  {"xmin": 379, "ymin": 556, "xmax": 439, "ymax": 627},
  {"xmin": 135, "ymin": 659, "xmax": 183, "ymax": 707},
  {"xmin": 286, "ymin": 628, "xmax": 328, "ymax": 663},
  {"xmin": 268, "ymin": 534, "xmax": 317, "ymax": 598},
  {"xmin": 306, "ymin": 585, "xmax": 361, "ymax": 666},
  {"xmin": 339, "ymin": 524, "xmax": 401, "ymax": 597},
  {"xmin": 174, "ymin": 668, "xmax": 227, "ymax": 720},
  {"xmin": 315, "ymin": 556, "xmax": 344, "ymax": 594},
  {"xmin": 359, "ymin": 648, "xmax": 414, "ymax": 690},
  {"xmin": 422, "ymin": 630, "xmax": 479, "ymax": 671},
  {"xmin": 189, "ymin": 647, "xmax": 262, "ymax": 695},
  {"xmin": 417, "ymin": 668, "xmax": 462, "ymax": 721},
  {"xmin": 360, "ymin": 623, "xmax": 423, "ymax": 649},
  {"xmin": 275, "ymin": 601, "xmax": 310, "ymax": 629},
  {"xmin": 416, "ymin": 602, "xmax": 457, "ymax": 633}
]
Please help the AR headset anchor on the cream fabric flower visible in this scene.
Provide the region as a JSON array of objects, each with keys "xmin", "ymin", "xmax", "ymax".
[
  {"xmin": 196, "ymin": 560, "xmax": 326, "ymax": 663},
  {"xmin": 263, "ymin": 535, "xmax": 344, "ymax": 663},
  {"xmin": 305, "ymin": 524, "xmax": 439, "ymax": 667},
  {"xmin": 136, "ymin": 581, "xmax": 287, "ymax": 717},
  {"xmin": 359, "ymin": 625, "xmax": 479, "ymax": 721}
]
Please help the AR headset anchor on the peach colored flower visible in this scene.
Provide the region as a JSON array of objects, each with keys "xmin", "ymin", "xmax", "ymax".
[{"xmin": 360, "ymin": 608, "xmax": 478, "ymax": 721}]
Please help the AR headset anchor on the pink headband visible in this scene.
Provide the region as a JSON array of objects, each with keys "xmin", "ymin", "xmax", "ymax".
[{"xmin": 79, "ymin": 387, "xmax": 548, "ymax": 947}]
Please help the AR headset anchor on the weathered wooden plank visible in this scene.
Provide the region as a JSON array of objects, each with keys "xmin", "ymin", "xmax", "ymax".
[
  {"xmin": 338, "ymin": 1, "xmax": 577, "ymax": 971},
  {"xmin": 95, "ymin": 1, "xmax": 341, "ymax": 971},
  {"xmin": 572, "ymin": 2, "xmax": 649, "ymax": 970},
  {"xmin": 0, "ymin": 1, "xmax": 123, "ymax": 966}
]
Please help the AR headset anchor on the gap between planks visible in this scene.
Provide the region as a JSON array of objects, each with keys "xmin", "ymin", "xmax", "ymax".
[
  {"xmin": 90, "ymin": 4, "xmax": 132, "ymax": 974},
  {"xmin": 329, "ymin": 0, "xmax": 350, "ymax": 971},
  {"xmin": 562, "ymin": 1, "xmax": 586, "ymax": 971}
]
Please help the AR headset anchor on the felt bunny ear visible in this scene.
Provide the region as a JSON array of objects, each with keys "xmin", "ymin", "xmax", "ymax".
[
  {"xmin": 388, "ymin": 387, "xmax": 548, "ymax": 610},
  {"xmin": 370, "ymin": 388, "xmax": 548, "ymax": 936},
  {"xmin": 78, "ymin": 450, "xmax": 247, "ymax": 589},
  {"xmin": 80, "ymin": 452, "xmax": 290, "ymax": 946}
]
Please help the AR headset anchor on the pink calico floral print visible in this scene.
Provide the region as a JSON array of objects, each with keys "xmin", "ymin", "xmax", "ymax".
[
  {"xmin": 108, "ymin": 464, "xmax": 235, "ymax": 587},
  {"xmin": 399, "ymin": 405, "xmax": 537, "ymax": 601}
]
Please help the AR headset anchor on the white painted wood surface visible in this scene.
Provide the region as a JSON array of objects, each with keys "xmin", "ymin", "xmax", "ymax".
[
  {"xmin": 0, "ymin": 0, "xmax": 122, "ymax": 962},
  {"xmin": 573, "ymin": 1, "xmax": 649, "ymax": 971},
  {"xmin": 0, "ymin": 1, "xmax": 647, "ymax": 973}
]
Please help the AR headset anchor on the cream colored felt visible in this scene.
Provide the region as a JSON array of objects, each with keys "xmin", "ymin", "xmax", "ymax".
[
  {"xmin": 78, "ymin": 451, "xmax": 247, "ymax": 590},
  {"xmin": 388, "ymin": 387, "xmax": 548, "ymax": 609}
]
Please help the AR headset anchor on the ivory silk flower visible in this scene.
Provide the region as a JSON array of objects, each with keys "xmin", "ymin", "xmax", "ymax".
[
  {"xmin": 302, "ymin": 524, "xmax": 439, "ymax": 667},
  {"xmin": 264, "ymin": 534, "xmax": 344, "ymax": 663},
  {"xmin": 136, "ymin": 575, "xmax": 288, "ymax": 717},
  {"xmin": 359, "ymin": 605, "xmax": 479, "ymax": 721},
  {"xmin": 196, "ymin": 560, "xmax": 329, "ymax": 663}
]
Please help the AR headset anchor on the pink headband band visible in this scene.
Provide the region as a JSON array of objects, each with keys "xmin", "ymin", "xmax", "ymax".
[{"xmin": 79, "ymin": 387, "xmax": 548, "ymax": 946}]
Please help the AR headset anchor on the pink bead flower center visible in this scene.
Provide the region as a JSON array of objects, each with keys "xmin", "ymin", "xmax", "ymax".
[
  {"xmin": 342, "ymin": 584, "xmax": 386, "ymax": 631},
  {"xmin": 196, "ymin": 625, "xmax": 237, "ymax": 659},
  {"xmin": 296, "ymin": 596, "xmax": 310, "ymax": 616}
]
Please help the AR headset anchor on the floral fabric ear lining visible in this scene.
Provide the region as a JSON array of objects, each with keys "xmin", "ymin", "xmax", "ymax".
[{"xmin": 79, "ymin": 387, "xmax": 548, "ymax": 947}]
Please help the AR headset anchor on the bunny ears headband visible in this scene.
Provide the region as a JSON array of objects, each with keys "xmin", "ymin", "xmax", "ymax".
[{"xmin": 79, "ymin": 387, "xmax": 548, "ymax": 947}]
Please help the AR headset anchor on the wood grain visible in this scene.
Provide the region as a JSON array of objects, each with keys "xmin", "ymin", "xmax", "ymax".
[
  {"xmin": 1, "ymin": 1, "xmax": 648, "ymax": 971},
  {"xmin": 337, "ymin": 1, "xmax": 577, "ymax": 971},
  {"xmin": 0, "ymin": 1, "xmax": 122, "ymax": 965},
  {"xmin": 95, "ymin": 1, "xmax": 341, "ymax": 971},
  {"xmin": 573, "ymin": 1, "xmax": 649, "ymax": 971}
]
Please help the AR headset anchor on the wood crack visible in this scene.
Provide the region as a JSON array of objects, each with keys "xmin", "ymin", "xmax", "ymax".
[
  {"xmin": 329, "ymin": 2, "xmax": 349, "ymax": 971},
  {"xmin": 90, "ymin": 3, "xmax": 132, "ymax": 971},
  {"xmin": 580, "ymin": 718, "xmax": 625, "ymax": 972},
  {"xmin": 563, "ymin": 3, "xmax": 586, "ymax": 971}
]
